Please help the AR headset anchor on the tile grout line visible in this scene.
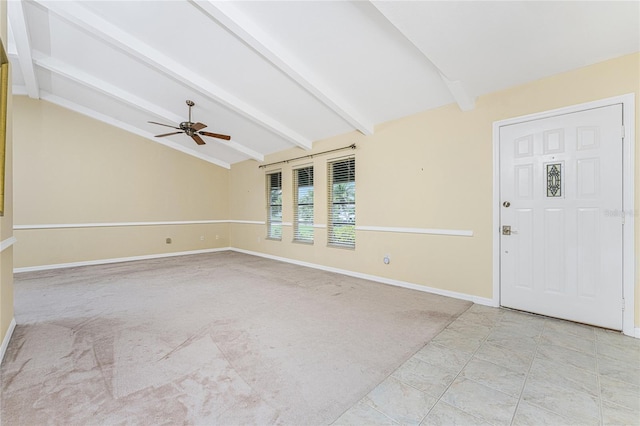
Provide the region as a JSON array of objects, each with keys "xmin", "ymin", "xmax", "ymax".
[
  {"xmin": 355, "ymin": 402, "xmax": 400, "ymax": 425},
  {"xmin": 331, "ymin": 387, "xmax": 399, "ymax": 425},
  {"xmin": 347, "ymin": 305, "xmax": 478, "ymax": 425},
  {"xmin": 595, "ymin": 330, "xmax": 604, "ymax": 426},
  {"xmin": 594, "ymin": 329, "xmax": 640, "ymax": 420},
  {"xmin": 507, "ymin": 318, "xmax": 600, "ymax": 424},
  {"xmin": 508, "ymin": 319, "xmax": 600, "ymax": 425},
  {"xmin": 416, "ymin": 310, "xmax": 506, "ymax": 425},
  {"xmin": 507, "ymin": 315, "xmax": 546, "ymax": 426}
]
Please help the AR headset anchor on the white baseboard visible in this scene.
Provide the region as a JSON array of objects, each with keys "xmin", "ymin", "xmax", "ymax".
[
  {"xmin": 12, "ymin": 247, "xmax": 639, "ymax": 336},
  {"xmin": 0, "ymin": 318, "xmax": 16, "ymax": 364},
  {"xmin": 14, "ymin": 246, "xmax": 494, "ymax": 307},
  {"xmin": 230, "ymin": 248, "xmax": 496, "ymax": 306},
  {"xmin": 14, "ymin": 247, "xmax": 231, "ymax": 273}
]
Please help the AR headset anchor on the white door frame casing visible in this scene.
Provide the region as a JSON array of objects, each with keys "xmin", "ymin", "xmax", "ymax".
[{"xmin": 492, "ymin": 94, "xmax": 636, "ymax": 337}]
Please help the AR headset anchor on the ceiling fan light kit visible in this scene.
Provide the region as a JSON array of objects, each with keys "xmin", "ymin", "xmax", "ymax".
[{"xmin": 148, "ymin": 100, "xmax": 231, "ymax": 146}]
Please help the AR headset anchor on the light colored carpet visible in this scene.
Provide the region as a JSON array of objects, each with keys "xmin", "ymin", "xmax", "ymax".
[{"xmin": 1, "ymin": 251, "xmax": 471, "ymax": 425}]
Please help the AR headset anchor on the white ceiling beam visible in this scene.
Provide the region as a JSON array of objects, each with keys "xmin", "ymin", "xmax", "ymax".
[
  {"xmin": 11, "ymin": 85, "xmax": 29, "ymax": 96},
  {"xmin": 34, "ymin": 54, "xmax": 183, "ymax": 121},
  {"xmin": 438, "ymin": 73, "xmax": 476, "ymax": 112},
  {"xmin": 7, "ymin": 43, "xmax": 18, "ymax": 57},
  {"xmin": 33, "ymin": 0, "xmax": 312, "ymax": 150},
  {"xmin": 8, "ymin": 0, "xmax": 40, "ymax": 99},
  {"xmin": 37, "ymin": 91, "xmax": 231, "ymax": 169},
  {"xmin": 370, "ymin": 1, "xmax": 476, "ymax": 112},
  {"xmin": 7, "ymin": 51, "xmax": 31, "ymax": 95},
  {"xmin": 191, "ymin": 0, "xmax": 375, "ymax": 136},
  {"xmin": 33, "ymin": 53, "xmax": 264, "ymax": 162}
]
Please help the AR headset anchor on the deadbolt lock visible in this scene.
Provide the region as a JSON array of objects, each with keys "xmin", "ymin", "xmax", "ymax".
[
  {"xmin": 502, "ymin": 225, "xmax": 511, "ymax": 235},
  {"xmin": 503, "ymin": 201, "xmax": 511, "ymax": 208}
]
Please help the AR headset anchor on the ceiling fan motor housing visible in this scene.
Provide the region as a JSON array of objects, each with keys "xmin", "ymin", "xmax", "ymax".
[
  {"xmin": 180, "ymin": 122, "xmax": 195, "ymax": 136},
  {"xmin": 148, "ymin": 99, "xmax": 231, "ymax": 144}
]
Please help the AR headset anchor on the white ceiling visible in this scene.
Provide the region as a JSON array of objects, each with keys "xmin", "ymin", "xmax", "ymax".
[{"xmin": 7, "ymin": 1, "xmax": 639, "ymax": 168}]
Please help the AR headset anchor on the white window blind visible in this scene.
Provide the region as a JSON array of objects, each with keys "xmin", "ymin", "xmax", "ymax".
[
  {"xmin": 293, "ymin": 166, "xmax": 314, "ymax": 243},
  {"xmin": 328, "ymin": 157, "xmax": 355, "ymax": 248},
  {"xmin": 266, "ymin": 171, "xmax": 282, "ymax": 240}
]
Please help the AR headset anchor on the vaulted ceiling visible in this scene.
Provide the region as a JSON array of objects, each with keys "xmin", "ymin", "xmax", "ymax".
[{"xmin": 7, "ymin": 1, "xmax": 639, "ymax": 168}]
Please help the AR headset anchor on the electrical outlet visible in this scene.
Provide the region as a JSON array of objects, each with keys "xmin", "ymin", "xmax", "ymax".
[
  {"xmin": 166, "ymin": 238, "xmax": 172, "ymax": 244},
  {"xmin": 383, "ymin": 255, "xmax": 390, "ymax": 265},
  {"xmin": 215, "ymin": 235, "xmax": 219, "ymax": 240},
  {"xmin": 200, "ymin": 236, "xmax": 205, "ymax": 241}
]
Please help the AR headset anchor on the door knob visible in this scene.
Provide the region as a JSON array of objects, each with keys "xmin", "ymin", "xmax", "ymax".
[{"xmin": 503, "ymin": 201, "xmax": 511, "ymax": 208}]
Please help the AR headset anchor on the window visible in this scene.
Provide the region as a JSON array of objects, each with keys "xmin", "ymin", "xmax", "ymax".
[
  {"xmin": 266, "ymin": 171, "xmax": 282, "ymax": 240},
  {"xmin": 328, "ymin": 158, "xmax": 355, "ymax": 248},
  {"xmin": 293, "ymin": 166, "xmax": 314, "ymax": 243}
]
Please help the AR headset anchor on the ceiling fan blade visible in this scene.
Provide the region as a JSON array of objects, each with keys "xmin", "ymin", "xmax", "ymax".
[
  {"xmin": 191, "ymin": 122, "xmax": 207, "ymax": 131},
  {"xmin": 199, "ymin": 131, "xmax": 231, "ymax": 141},
  {"xmin": 148, "ymin": 121, "xmax": 180, "ymax": 129},
  {"xmin": 191, "ymin": 134, "xmax": 206, "ymax": 145},
  {"xmin": 155, "ymin": 131, "xmax": 184, "ymax": 138}
]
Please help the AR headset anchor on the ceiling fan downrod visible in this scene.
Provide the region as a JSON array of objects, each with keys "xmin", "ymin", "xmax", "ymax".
[
  {"xmin": 186, "ymin": 100, "xmax": 195, "ymax": 122},
  {"xmin": 182, "ymin": 99, "xmax": 196, "ymax": 130}
]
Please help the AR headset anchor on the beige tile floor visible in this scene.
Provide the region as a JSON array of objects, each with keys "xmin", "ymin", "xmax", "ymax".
[{"xmin": 333, "ymin": 305, "xmax": 640, "ymax": 426}]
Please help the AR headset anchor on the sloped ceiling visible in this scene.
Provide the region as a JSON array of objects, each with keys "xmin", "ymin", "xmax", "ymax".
[{"xmin": 7, "ymin": 1, "xmax": 639, "ymax": 168}]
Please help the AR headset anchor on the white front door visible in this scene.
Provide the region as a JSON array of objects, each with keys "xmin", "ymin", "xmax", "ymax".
[{"xmin": 499, "ymin": 104, "xmax": 624, "ymax": 330}]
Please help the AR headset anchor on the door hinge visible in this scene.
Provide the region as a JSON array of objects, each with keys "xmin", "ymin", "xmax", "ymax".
[
  {"xmin": 622, "ymin": 298, "xmax": 625, "ymax": 311},
  {"xmin": 621, "ymin": 125, "xmax": 625, "ymax": 140},
  {"xmin": 622, "ymin": 214, "xmax": 626, "ymax": 225}
]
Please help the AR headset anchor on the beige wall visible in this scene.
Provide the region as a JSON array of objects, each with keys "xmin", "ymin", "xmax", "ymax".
[
  {"xmin": 0, "ymin": 0, "xmax": 15, "ymax": 349},
  {"xmin": 10, "ymin": 53, "xmax": 640, "ymax": 329},
  {"xmin": 230, "ymin": 53, "xmax": 640, "ymax": 325},
  {"xmin": 13, "ymin": 97, "xmax": 230, "ymax": 268},
  {"xmin": 0, "ymin": 100, "xmax": 12, "ymax": 348}
]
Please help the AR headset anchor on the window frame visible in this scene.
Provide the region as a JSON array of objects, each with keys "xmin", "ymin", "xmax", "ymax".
[
  {"xmin": 293, "ymin": 165, "xmax": 314, "ymax": 244},
  {"xmin": 266, "ymin": 170, "xmax": 282, "ymax": 241},
  {"xmin": 327, "ymin": 157, "xmax": 356, "ymax": 249}
]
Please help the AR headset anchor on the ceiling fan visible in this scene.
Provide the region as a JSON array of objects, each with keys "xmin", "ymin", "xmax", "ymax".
[{"xmin": 148, "ymin": 100, "xmax": 231, "ymax": 145}]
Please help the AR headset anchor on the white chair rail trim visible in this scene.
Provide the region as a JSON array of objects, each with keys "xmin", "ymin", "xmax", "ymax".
[
  {"xmin": 356, "ymin": 225, "xmax": 473, "ymax": 237},
  {"xmin": 15, "ymin": 222, "xmax": 473, "ymax": 238},
  {"xmin": 0, "ymin": 236, "xmax": 17, "ymax": 252},
  {"xmin": 15, "ymin": 220, "xmax": 232, "ymax": 230}
]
